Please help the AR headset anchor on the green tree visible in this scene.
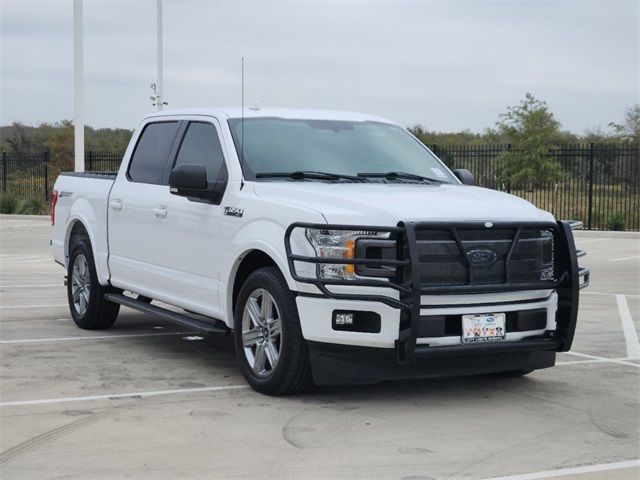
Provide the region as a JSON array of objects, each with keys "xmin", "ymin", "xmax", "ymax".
[
  {"xmin": 496, "ymin": 93, "xmax": 563, "ymax": 188},
  {"xmin": 608, "ymin": 104, "xmax": 640, "ymax": 143},
  {"xmin": 45, "ymin": 120, "xmax": 74, "ymax": 175}
]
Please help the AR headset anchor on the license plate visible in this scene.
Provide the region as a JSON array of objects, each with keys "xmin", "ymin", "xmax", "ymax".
[{"xmin": 462, "ymin": 313, "xmax": 506, "ymax": 343}]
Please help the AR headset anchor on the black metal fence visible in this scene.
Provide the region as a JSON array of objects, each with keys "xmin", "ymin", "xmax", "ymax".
[
  {"xmin": 430, "ymin": 143, "xmax": 640, "ymax": 231},
  {"xmin": 0, "ymin": 151, "xmax": 122, "ymax": 202},
  {"xmin": 1, "ymin": 152, "xmax": 50, "ymax": 201},
  {"xmin": 1, "ymin": 145, "xmax": 639, "ymax": 230},
  {"xmin": 85, "ymin": 151, "xmax": 123, "ymax": 172}
]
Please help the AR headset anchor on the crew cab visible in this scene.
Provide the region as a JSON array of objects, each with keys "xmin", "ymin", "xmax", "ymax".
[{"xmin": 50, "ymin": 108, "xmax": 589, "ymax": 395}]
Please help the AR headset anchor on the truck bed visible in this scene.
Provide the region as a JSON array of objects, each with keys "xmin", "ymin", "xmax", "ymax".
[{"xmin": 51, "ymin": 171, "xmax": 117, "ymax": 284}]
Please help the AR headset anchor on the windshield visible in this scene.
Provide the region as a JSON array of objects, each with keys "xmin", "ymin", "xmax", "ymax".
[{"xmin": 227, "ymin": 117, "xmax": 456, "ymax": 183}]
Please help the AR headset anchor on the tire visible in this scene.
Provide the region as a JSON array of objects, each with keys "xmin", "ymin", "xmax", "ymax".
[
  {"xmin": 234, "ymin": 267, "xmax": 312, "ymax": 395},
  {"xmin": 67, "ymin": 239, "xmax": 120, "ymax": 330}
]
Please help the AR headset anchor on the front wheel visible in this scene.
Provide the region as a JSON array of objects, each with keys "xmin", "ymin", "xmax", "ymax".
[
  {"xmin": 234, "ymin": 267, "xmax": 312, "ymax": 395},
  {"xmin": 67, "ymin": 240, "xmax": 120, "ymax": 329}
]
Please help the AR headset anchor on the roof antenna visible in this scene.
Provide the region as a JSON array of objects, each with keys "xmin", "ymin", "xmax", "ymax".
[{"xmin": 240, "ymin": 57, "xmax": 245, "ymax": 190}]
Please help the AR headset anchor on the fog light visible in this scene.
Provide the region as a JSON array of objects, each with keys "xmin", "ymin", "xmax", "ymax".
[{"xmin": 334, "ymin": 313, "xmax": 354, "ymax": 326}]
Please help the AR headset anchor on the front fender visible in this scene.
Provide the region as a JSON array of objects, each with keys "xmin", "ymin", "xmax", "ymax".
[{"xmin": 222, "ymin": 214, "xmax": 327, "ymax": 328}]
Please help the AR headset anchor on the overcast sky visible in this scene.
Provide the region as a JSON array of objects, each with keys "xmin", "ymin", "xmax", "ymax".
[{"xmin": 1, "ymin": 0, "xmax": 638, "ymax": 132}]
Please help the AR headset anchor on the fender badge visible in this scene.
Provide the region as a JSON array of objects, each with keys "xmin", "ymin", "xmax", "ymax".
[
  {"xmin": 224, "ymin": 207, "xmax": 244, "ymax": 218},
  {"xmin": 484, "ymin": 222, "xmax": 493, "ymax": 228}
]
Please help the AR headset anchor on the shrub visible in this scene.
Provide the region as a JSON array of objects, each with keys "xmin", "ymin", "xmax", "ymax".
[
  {"xmin": 607, "ymin": 213, "xmax": 626, "ymax": 231},
  {"xmin": 0, "ymin": 192, "xmax": 17, "ymax": 213},
  {"xmin": 14, "ymin": 197, "xmax": 46, "ymax": 215}
]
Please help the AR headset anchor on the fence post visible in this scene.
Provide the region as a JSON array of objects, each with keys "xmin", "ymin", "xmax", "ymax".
[
  {"xmin": 87, "ymin": 150, "xmax": 92, "ymax": 171},
  {"xmin": 587, "ymin": 142, "xmax": 594, "ymax": 230},
  {"xmin": 44, "ymin": 152, "xmax": 49, "ymax": 201},
  {"xmin": 2, "ymin": 151, "xmax": 6, "ymax": 193}
]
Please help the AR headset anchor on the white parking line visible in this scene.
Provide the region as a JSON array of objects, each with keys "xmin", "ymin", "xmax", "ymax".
[
  {"xmin": 583, "ymin": 291, "xmax": 640, "ymax": 298},
  {"xmin": 565, "ymin": 351, "xmax": 640, "ymax": 368},
  {"xmin": 0, "ymin": 284, "xmax": 62, "ymax": 288},
  {"xmin": 0, "ymin": 331, "xmax": 194, "ymax": 344},
  {"xmin": 610, "ymin": 255, "xmax": 640, "ymax": 262},
  {"xmin": 481, "ymin": 459, "xmax": 639, "ymax": 480},
  {"xmin": 616, "ymin": 294, "xmax": 640, "ymax": 359},
  {"xmin": 556, "ymin": 357, "xmax": 632, "ymax": 366},
  {"xmin": 0, "ymin": 385, "xmax": 248, "ymax": 407},
  {"xmin": 0, "ymin": 304, "xmax": 67, "ymax": 309},
  {"xmin": 574, "ymin": 238, "xmax": 608, "ymax": 245}
]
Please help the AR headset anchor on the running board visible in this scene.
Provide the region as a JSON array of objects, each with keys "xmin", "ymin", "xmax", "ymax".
[{"xmin": 105, "ymin": 293, "xmax": 228, "ymax": 334}]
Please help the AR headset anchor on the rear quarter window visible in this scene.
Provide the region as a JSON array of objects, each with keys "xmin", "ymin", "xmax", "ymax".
[{"xmin": 128, "ymin": 122, "xmax": 180, "ymax": 184}]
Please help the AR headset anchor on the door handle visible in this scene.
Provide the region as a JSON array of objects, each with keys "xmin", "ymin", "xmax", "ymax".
[
  {"xmin": 152, "ymin": 206, "xmax": 168, "ymax": 219},
  {"xmin": 109, "ymin": 199, "xmax": 123, "ymax": 212}
]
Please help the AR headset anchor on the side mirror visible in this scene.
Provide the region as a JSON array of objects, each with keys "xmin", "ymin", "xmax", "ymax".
[
  {"xmin": 169, "ymin": 163, "xmax": 227, "ymax": 203},
  {"xmin": 453, "ymin": 169, "xmax": 474, "ymax": 186},
  {"xmin": 170, "ymin": 163, "xmax": 207, "ymax": 191}
]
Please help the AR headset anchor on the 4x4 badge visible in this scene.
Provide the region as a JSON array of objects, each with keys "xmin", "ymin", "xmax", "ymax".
[{"xmin": 224, "ymin": 207, "xmax": 244, "ymax": 218}]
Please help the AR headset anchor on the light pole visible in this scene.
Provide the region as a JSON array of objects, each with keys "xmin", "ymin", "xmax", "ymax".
[
  {"xmin": 155, "ymin": 0, "xmax": 164, "ymax": 111},
  {"xmin": 73, "ymin": 0, "xmax": 84, "ymax": 172}
]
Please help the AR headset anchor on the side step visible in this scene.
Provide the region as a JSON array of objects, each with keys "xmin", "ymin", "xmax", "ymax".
[{"xmin": 105, "ymin": 293, "xmax": 228, "ymax": 334}]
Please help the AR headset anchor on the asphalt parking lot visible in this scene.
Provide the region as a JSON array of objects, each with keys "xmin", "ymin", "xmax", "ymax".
[{"xmin": 1, "ymin": 214, "xmax": 638, "ymax": 480}]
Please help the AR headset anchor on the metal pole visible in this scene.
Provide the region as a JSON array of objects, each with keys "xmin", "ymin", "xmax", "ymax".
[
  {"xmin": 73, "ymin": 0, "xmax": 84, "ymax": 172},
  {"xmin": 2, "ymin": 152, "xmax": 7, "ymax": 192},
  {"xmin": 44, "ymin": 152, "xmax": 49, "ymax": 201},
  {"xmin": 587, "ymin": 142, "xmax": 594, "ymax": 230},
  {"xmin": 156, "ymin": 0, "xmax": 164, "ymax": 111}
]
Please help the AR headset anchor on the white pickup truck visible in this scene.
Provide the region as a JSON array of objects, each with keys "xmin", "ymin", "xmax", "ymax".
[{"xmin": 50, "ymin": 108, "xmax": 589, "ymax": 395}]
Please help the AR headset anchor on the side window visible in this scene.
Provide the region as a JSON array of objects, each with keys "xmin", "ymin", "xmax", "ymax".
[
  {"xmin": 174, "ymin": 122, "xmax": 226, "ymax": 181},
  {"xmin": 128, "ymin": 122, "xmax": 180, "ymax": 184}
]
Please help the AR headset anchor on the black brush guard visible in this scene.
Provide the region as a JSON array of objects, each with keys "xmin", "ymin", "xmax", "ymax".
[{"xmin": 285, "ymin": 220, "xmax": 589, "ymax": 363}]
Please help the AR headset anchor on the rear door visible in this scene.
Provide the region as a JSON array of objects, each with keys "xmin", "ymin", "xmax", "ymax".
[{"xmin": 108, "ymin": 120, "xmax": 182, "ymax": 301}]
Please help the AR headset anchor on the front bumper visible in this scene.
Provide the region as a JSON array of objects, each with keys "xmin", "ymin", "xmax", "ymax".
[
  {"xmin": 296, "ymin": 291, "xmax": 560, "ymax": 384},
  {"xmin": 307, "ymin": 339, "xmax": 558, "ymax": 385}
]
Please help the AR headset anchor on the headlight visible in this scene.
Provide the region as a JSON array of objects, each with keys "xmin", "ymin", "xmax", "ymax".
[{"xmin": 305, "ymin": 228, "xmax": 389, "ymax": 280}]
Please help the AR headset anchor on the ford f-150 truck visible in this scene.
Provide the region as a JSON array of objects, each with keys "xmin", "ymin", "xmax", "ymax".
[{"xmin": 50, "ymin": 108, "xmax": 589, "ymax": 395}]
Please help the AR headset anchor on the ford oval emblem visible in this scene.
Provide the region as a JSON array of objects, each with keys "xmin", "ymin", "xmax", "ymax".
[{"xmin": 467, "ymin": 249, "xmax": 498, "ymax": 267}]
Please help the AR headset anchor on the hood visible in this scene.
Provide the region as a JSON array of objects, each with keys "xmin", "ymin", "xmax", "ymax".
[{"xmin": 252, "ymin": 182, "xmax": 554, "ymax": 226}]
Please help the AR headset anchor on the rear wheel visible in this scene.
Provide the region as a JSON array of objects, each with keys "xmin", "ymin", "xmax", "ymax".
[
  {"xmin": 67, "ymin": 239, "xmax": 120, "ymax": 329},
  {"xmin": 234, "ymin": 267, "xmax": 312, "ymax": 395}
]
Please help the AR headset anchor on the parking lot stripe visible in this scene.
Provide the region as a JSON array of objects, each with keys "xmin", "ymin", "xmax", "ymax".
[
  {"xmin": 610, "ymin": 254, "xmax": 640, "ymax": 262},
  {"xmin": 574, "ymin": 238, "xmax": 609, "ymax": 245},
  {"xmin": 0, "ymin": 284, "xmax": 62, "ymax": 288},
  {"xmin": 481, "ymin": 459, "xmax": 640, "ymax": 480},
  {"xmin": 616, "ymin": 294, "xmax": 640, "ymax": 359},
  {"xmin": 0, "ymin": 331, "xmax": 195, "ymax": 344},
  {"xmin": 565, "ymin": 351, "xmax": 640, "ymax": 368},
  {"xmin": 0, "ymin": 304, "xmax": 67, "ymax": 309},
  {"xmin": 583, "ymin": 291, "xmax": 640, "ymax": 298},
  {"xmin": 0, "ymin": 385, "xmax": 248, "ymax": 407},
  {"xmin": 556, "ymin": 357, "xmax": 632, "ymax": 366}
]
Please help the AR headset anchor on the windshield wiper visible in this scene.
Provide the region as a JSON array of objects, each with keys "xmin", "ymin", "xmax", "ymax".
[
  {"xmin": 256, "ymin": 171, "xmax": 370, "ymax": 182},
  {"xmin": 357, "ymin": 171, "xmax": 445, "ymax": 183}
]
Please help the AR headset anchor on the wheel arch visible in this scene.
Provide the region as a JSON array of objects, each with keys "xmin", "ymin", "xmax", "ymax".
[
  {"xmin": 226, "ymin": 247, "xmax": 294, "ymax": 329},
  {"xmin": 63, "ymin": 216, "xmax": 109, "ymax": 284}
]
